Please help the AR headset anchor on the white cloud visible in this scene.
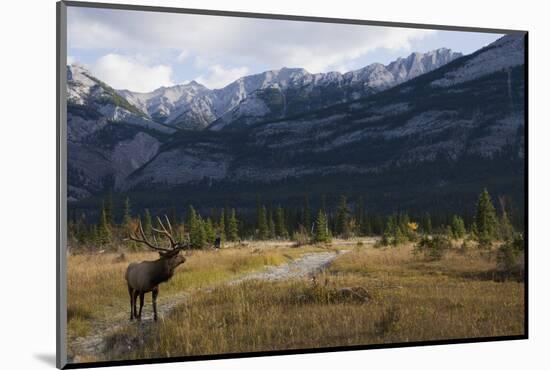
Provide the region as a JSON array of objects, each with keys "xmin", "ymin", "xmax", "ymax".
[
  {"xmin": 67, "ymin": 55, "xmax": 75, "ymax": 65},
  {"xmin": 93, "ymin": 54, "xmax": 174, "ymax": 92},
  {"xmin": 68, "ymin": 7, "xmax": 435, "ymax": 73},
  {"xmin": 176, "ymin": 50, "xmax": 189, "ymax": 63},
  {"xmin": 196, "ymin": 65, "xmax": 250, "ymax": 89}
]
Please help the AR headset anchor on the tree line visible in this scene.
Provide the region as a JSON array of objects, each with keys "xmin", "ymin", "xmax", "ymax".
[{"xmin": 67, "ymin": 188, "xmax": 520, "ymax": 250}]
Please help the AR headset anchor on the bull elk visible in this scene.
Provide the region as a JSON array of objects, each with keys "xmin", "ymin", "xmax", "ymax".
[{"xmin": 125, "ymin": 216, "xmax": 189, "ymax": 321}]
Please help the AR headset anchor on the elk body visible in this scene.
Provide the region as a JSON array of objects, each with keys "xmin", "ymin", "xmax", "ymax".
[{"xmin": 125, "ymin": 216, "xmax": 189, "ymax": 321}]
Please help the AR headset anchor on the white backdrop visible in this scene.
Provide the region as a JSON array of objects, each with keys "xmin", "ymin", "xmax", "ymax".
[{"xmin": 1, "ymin": 0, "xmax": 546, "ymax": 368}]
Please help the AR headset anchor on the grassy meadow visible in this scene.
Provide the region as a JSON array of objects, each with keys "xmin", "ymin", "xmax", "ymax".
[
  {"xmin": 67, "ymin": 237, "xmax": 524, "ymax": 363},
  {"xmin": 66, "ymin": 242, "xmax": 330, "ymax": 360}
]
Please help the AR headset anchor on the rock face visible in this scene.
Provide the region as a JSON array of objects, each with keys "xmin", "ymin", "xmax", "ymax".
[
  {"xmin": 67, "ymin": 35, "xmax": 525, "ymax": 213},
  {"xmin": 66, "ymin": 65, "xmax": 175, "ymax": 201}
]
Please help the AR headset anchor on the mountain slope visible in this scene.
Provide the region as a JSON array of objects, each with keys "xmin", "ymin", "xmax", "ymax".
[
  {"xmin": 66, "ymin": 65, "xmax": 176, "ymax": 201},
  {"xmin": 118, "ymin": 35, "xmax": 524, "ymax": 213}
]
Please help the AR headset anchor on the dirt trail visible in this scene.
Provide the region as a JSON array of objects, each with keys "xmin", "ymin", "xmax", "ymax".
[{"xmin": 68, "ymin": 250, "xmax": 345, "ymax": 363}]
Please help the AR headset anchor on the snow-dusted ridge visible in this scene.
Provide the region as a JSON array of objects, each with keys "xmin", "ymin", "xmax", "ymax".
[{"xmin": 72, "ymin": 48, "xmax": 462, "ymax": 131}]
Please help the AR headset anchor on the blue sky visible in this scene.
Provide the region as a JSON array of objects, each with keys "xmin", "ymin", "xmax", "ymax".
[{"xmin": 67, "ymin": 6, "xmax": 503, "ymax": 92}]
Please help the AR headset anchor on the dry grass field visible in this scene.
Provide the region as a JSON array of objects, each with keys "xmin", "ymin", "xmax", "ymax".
[
  {"xmin": 67, "ymin": 239, "xmax": 524, "ymax": 363},
  {"xmin": 66, "ymin": 242, "xmax": 329, "ymax": 360}
]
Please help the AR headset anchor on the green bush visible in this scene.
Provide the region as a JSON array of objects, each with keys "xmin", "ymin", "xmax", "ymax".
[
  {"xmin": 413, "ymin": 235, "xmax": 453, "ymax": 260},
  {"xmin": 496, "ymin": 233, "xmax": 525, "ymax": 272}
]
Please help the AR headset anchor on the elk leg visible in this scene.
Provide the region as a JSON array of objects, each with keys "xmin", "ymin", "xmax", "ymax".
[
  {"xmin": 128, "ymin": 285, "xmax": 134, "ymax": 320},
  {"xmin": 152, "ymin": 287, "xmax": 159, "ymax": 321},
  {"xmin": 138, "ymin": 293, "xmax": 145, "ymax": 320},
  {"xmin": 133, "ymin": 291, "xmax": 139, "ymax": 319}
]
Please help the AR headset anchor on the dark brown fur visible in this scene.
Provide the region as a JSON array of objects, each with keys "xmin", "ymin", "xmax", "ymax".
[{"xmin": 125, "ymin": 249, "xmax": 186, "ymax": 321}]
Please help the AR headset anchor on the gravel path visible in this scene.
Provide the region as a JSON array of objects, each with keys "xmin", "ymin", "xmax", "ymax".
[
  {"xmin": 68, "ymin": 250, "xmax": 344, "ymax": 363},
  {"xmin": 230, "ymin": 251, "xmax": 345, "ymax": 284}
]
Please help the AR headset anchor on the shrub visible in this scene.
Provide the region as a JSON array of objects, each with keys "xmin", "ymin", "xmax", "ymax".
[
  {"xmin": 292, "ymin": 225, "xmax": 310, "ymax": 247},
  {"xmin": 450, "ymin": 215, "xmax": 466, "ymax": 239},
  {"xmin": 413, "ymin": 235, "xmax": 452, "ymax": 260},
  {"xmin": 497, "ymin": 233, "xmax": 525, "ymax": 273}
]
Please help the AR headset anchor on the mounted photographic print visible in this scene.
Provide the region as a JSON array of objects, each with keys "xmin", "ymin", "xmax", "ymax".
[{"xmin": 56, "ymin": 1, "xmax": 528, "ymax": 368}]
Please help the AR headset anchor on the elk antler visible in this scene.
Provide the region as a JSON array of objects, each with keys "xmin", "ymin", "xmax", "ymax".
[
  {"xmin": 127, "ymin": 220, "xmax": 173, "ymax": 252},
  {"xmin": 151, "ymin": 216, "xmax": 178, "ymax": 248}
]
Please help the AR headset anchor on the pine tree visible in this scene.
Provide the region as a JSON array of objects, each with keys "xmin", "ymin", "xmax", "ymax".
[
  {"xmin": 275, "ymin": 206, "xmax": 288, "ymax": 238},
  {"xmin": 218, "ymin": 210, "xmax": 226, "ymax": 242},
  {"xmin": 335, "ymin": 195, "xmax": 350, "ymax": 238},
  {"xmin": 187, "ymin": 205, "xmax": 205, "ymax": 248},
  {"xmin": 268, "ymin": 209, "xmax": 276, "ymax": 238},
  {"xmin": 499, "ymin": 210, "xmax": 515, "ymax": 241},
  {"xmin": 356, "ymin": 196, "xmax": 366, "ymax": 236},
  {"xmin": 97, "ymin": 205, "xmax": 112, "ymax": 246},
  {"xmin": 74, "ymin": 214, "xmax": 88, "ymax": 245},
  {"xmin": 257, "ymin": 205, "xmax": 268, "ymax": 239},
  {"xmin": 142, "ymin": 208, "xmax": 152, "ymax": 236},
  {"xmin": 228, "ymin": 209, "xmax": 239, "ymax": 241},
  {"xmin": 474, "ymin": 189, "xmax": 498, "ymax": 244},
  {"xmin": 187, "ymin": 205, "xmax": 198, "ymax": 231},
  {"xmin": 122, "ymin": 196, "xmax": 132, "ymax": 228},
  {"xmin": 450, "ymin": 215, "xmax": 466, "ymax": 239},
  {"xmin": 497, "ymin": 196, "xmax": 515, "ymax": 241},
  {"xmin": 224, "ymin": 207, "xmax": 231, "ymax": 239},
  {"xmin": 191, "ymin": 215, "xmax": 207, "ymax": 248},
  {"xmin": 204, "ymin": 218, "xmax": 216, "ymax": 244},
  {"xmin": 313, "ymin": 210, "xmax": 331, "ymax": 243},
  {"xmin": 104, "ymin": 192, "xmax": 113, "ymax": 226},
  {"xmin": 361, "ymin": 213, "xmax": 373, "ymax": 236},
  {"xmin": 303, "ymin": 195, "xmax": 312, "ymax": 233}
]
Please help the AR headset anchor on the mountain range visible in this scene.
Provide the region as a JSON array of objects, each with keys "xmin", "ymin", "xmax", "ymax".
[{"xmin": 67, "ymin": 35, "xmax": 525, "ymax": 217}]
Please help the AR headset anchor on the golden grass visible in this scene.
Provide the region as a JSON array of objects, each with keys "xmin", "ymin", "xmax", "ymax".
[
  {"xmin": 98, "ymin": 242, "xmax": 524, "ymax": 362},
  {"xmin": 67, "ymin": 245, "xmax": 325, "ymax": 344}
]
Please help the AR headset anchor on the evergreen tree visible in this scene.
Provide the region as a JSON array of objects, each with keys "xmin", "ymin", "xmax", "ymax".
[
  {"xmin": 361, "ymin": 213, "xmax": 373, "ymax": 236},
  {"xmin": 228, "ymin": 209, "xmax": 239, "ymax": 241},
  {"xmin": 499, "ymin": 210, "xmax": 515, "ymax": 241},
  {"xmin": 356, "ymin": 197, "xmax": 366, "ymax": 236},
  {"xmin": 474, "ymin": 189, "xmax": 498, "ymax": 244},
  {"xmin": 187, "ymin": 205, "xmax": 205, "ymax": 248},
  {"xmin": 257, "ymin": 205, "xmax": 268, "ymax": 239},
  {"xmin": 218, "ymin": 210, "xmax": 226, "ymax": 242},
  {"xmin": 204, "ymin": 218, "xmax": 216, "ymax": 244},
  {"xmin": 381, "ymin": 215, "xmax": 405, "ymax": 246},
  {"xmin": 335, "ymin": 195, "xmax": 350, "ymax": 238},
  {"xmin": 88, "ymin": 224, "xmax": 99, "ymax": 245},
  {"xmin": 372, "ymin": 215, "xmax": 384, "ymax": 235},
  {"xmin": 74, "ymin": 214, "xmax": 89, "ymax": 245},
  {"xmin": 268, "ymin": 209, "xmax": 276, "ymax": 238},
  {"xmin": 275, "ymin": 206, "xmax": 288, "ymax": 238},
  {"xmin": 104, "ymin": 192, "xmax": 113, "ymax": 226},
  {"xmin": 224, "ymin": 207, "xmax": 231, "ymax": 239},
  {"xmin": 313, "ymin": 210, "xmax": 331, "ymax": 243},
  {"xmin": 303, "ymin": 195, "xmax": 312, "ymax": 233},
  {"xmin": 187, "ymin": 205, "xmax": 198, "ymax": 231},
  {"xmin": 450, "ymin": 215, "xmax": 466, "ymax": 239},
  {"xmin": 97, "ymin": 205, "xmax": 112, "ymax": 246},
  {"xmin": 497, "ymin": 195, "xmax": 515, "ymax": 241},
  {"xmin": 142, "ymin": 208, "xmax": 152, "ymax": 237},
  {"xmin": 122, "ymin": 196, "xmax": 132, "ymax": 228}
]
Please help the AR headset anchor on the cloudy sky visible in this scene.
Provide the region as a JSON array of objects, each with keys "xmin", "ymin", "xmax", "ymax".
[{"xmin": 67, "ymin": 6, "xmax": 503, "ymax": 92}]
